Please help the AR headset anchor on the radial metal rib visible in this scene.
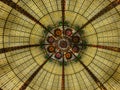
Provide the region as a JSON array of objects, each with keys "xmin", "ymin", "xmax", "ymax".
[
  {"xmin": 19, "ymin": 55, "xmax": 53, "ymax": 90},
  {"xmin": 61, "ymin": 0, "xmax": 66, "ymax": 90},
  {"xmin": 86, "ymin": 44, "xmax": 120, "ymax": 52},
  {"xmin": 61, "ymin": 0, "xmax": 66, "ymax": 34},
  {"xmin": 0, "ymin": 0, "xmax": 55, "ymax": 36},
  {"xmin": 74, "ymin": 0, "xmax": 120, "ymax": 34},
  {"xmin": 72, "ymin": 52, "xmax": 107, "ymax": 90},
  {"xmin": 78, "ymin": 60, "xmax": 107, "ymax": 90},
  {"xmin": 0, "ymin": 0, "xmax": 46, "ymax": 29},
  {"xmin": 61, "ymin": 54, "xmax": 65, "ymax": 90},
  {"xmin": 0, "ymin": 44, "xmax": 40, "ymax": 54}
]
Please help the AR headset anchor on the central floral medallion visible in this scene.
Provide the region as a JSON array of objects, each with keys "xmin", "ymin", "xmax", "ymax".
[{"xmin": 40, "ymin": 22, "xmax": 87, "ymax": 65}]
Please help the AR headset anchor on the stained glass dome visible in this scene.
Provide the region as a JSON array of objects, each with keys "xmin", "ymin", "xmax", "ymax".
[{"xmin": 0, "ymin": 0, "xmax": 120, "ymax": 90}]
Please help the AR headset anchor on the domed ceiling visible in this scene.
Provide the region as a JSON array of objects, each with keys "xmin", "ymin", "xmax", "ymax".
[{"xmin": 0, "ymin": 0, "xmax": 120, "ymax": 90}]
